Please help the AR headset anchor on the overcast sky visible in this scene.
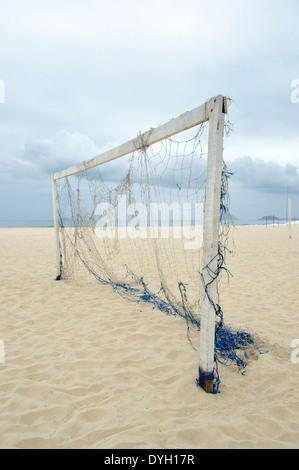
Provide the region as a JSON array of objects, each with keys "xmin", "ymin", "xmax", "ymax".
[{"xmin": 0, "ymin": 0, "xmax": 298, "ymax": 221}]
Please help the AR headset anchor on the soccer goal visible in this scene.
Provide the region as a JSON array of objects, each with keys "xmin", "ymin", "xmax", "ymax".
[{"xmin": 52, "ymin": 95, "xmax": 256, "ymax": 393}]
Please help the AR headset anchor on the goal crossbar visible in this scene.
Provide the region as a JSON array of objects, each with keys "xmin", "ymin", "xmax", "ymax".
[{"xmin": 53, "ymin": 96, "xmax": 226, "ymax": 181}]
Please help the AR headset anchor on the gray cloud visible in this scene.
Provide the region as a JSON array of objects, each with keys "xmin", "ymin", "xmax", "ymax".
[
  {"xmin": 227, "ymin": 156, "xmax": 299, "ymax": 194},
  {"xmin": 4, "ymin": 127, "xmax": 299, "ymax": 199},
  {"xmin": 22, "ymin": 130, "xmax": 101, "ymax": 175}
]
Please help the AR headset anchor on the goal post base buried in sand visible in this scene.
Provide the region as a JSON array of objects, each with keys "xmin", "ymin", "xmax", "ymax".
[{"xmin": 198, "ymin": 368, "xmax": 214, "ymax": 394}]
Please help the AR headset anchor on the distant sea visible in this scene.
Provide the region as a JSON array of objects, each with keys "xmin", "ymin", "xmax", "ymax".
[
  {"xmin": 0, "ymin": 220, "xmax": 54, "ymax": 228},
  {"xmin": 0, "ymin": 218, "xmax": 297, "ymax": 228}
]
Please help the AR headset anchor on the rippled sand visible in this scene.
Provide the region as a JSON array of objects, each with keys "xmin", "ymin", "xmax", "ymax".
[{"xmin": 0, "ymin": 226, "xmax": 298, "ymax": 449}]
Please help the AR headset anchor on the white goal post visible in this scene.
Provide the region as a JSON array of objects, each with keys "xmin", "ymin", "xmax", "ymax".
[{"xmin": 52, "ymin": 94, "xmax": 228, "ymax": 393}]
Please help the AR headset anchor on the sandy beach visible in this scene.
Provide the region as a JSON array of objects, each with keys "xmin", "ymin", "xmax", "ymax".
[{"xmin": 0, "ymin": 225, "xmax": 298, "ymax": 449}]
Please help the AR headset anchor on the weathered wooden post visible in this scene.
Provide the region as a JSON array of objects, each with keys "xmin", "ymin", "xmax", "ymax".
[
  {"xmin": 199, "ymin": 95, "xmax": 226, "ymax": 393},
  {"xmin": 52, "ymin": 176, "xmax": 61, "ymax": 280}
]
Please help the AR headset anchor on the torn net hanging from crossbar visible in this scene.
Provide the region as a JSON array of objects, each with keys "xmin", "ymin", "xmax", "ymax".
[{"xmin": 56, "ymin": 123, "xmax": 259, "ymax": 393}]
